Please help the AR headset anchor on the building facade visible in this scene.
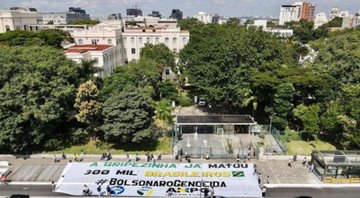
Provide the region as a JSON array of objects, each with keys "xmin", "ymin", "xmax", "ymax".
[
  {"xmin": 314, "ymin": 12, "xmax": 328, "ymax": 29},
  {"xmin": 169, "ymin": 9, "xmax": 183, "ymax": 20},
  {"xmin": 0, "ymin": 7, "xmax": 42, "ymax": 33},
  {"xmin": 279, "ymin": 2, "xmax": 316, "ymax": 25},
  {"xmin": 127, "ymin": 8, "xmax": 142, "ymax": 17},
  {"xmin": 41, "ymin": 7, "xmax": 90, "ymax": 25},
  {"xmin": 194, "ymin": 12, "xmax": 213, "ymax": 24},
  {"xmin": 121, "ymin": 26, "xmax": 189, "ymax": 61},
  {"xmin": 65, "ymin": 45, "xmax": 122, "ymax": 78},
  {"xmin": 300, "ymin": 2, "xmax": 316, "ymax": 21}
]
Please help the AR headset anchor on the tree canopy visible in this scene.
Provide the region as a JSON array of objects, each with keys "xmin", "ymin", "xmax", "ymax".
[{"xmin": 0, "ymin": 29, "xmax": 74, "ymax": 48}]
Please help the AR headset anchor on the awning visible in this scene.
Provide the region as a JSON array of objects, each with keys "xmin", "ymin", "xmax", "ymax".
[{"xmin": 176, "ymin": 115, "xmax": 256, "ymax": 125}]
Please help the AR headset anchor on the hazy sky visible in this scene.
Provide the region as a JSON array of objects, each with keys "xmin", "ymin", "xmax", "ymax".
[{"xmin": 1, "ymin": 0, "xmax": 359, "ymax": 18}]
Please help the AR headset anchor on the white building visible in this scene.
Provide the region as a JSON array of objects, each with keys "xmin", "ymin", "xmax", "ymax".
[
  {"xmin": 266, "ymin": 28, "xmax": 294, "ymax": 38},
  {"xmin": 122, "ymin": 26, "xmax": 189, "ymax": 62},
  {"xmin": 65, "ymin": 45, "xmax": 122, "ymax": 78},
  {"xmin": 352, "ymin": 12, "xmax": 360, "ymax": 28},
  {"xmin": 314, "ymin": 13, "xmax": 328, "ymax": 29},
  {"xmin": 124, "ymin": 16, "xmax": 178, "ymax": 28},
  {"xmin": 279, "ymin": 3, "xmax": 302, "ymax": 25},
  {"xmin": 194, "ymin": 12, "xmax": 213, "ymax": 24},
  {"xmin": 247, "ymin": 19, "xmax": 267, "ymax": 29},
  {"xmin": 330, "ymin": 7, "xmax": 339, "ymax": 20},
  {"xmin": 0, "ymin": 7, "xmax": 42, "ymax": 33}
]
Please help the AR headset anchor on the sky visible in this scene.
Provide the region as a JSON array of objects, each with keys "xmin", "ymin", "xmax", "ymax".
[{"xmin": 1, "ymin": 0, "xmax": 359, "ymax": 19}]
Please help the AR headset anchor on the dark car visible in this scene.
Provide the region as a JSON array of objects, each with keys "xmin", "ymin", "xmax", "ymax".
[{"xmin": 9, "ymin": 195, "xmax": 30, "ymax": 198}]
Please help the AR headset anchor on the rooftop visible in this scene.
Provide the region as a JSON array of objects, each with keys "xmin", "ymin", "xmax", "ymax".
[
  {"xmin": 65, "ymin": 45, "xmax": 112, "ymax": 53},
  {"xmin": 176, "ymin": 115, "xmax": 256, "ymax": 125},
  {"xmin": 312, "ymin": 150, "xmax": 360, "ymax": 167}
]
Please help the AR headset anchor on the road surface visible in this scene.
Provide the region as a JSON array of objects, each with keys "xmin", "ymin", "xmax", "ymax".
[{"xmin": 1, "ymin": 184, "xmax": 360, "ymax": 198}]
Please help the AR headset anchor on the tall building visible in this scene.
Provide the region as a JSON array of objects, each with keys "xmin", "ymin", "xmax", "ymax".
[
  {"xmin": 329, "ymin": 7, "xmax": 339, "ymax": 20},
  {"xmin": 0, "ymin": 7, "xmax": 42, "ymax": 33},
  {"xmin": 41, "ymin": 7, "xmax": 90, "ymax": 25},
  {"xmin": 149, "ymin": 11, "xmax": 161, "ymax": 18},
  {"xmin": 169, "ymin": 9, "xmax": 183, "ymax": 20},
  {"xmin": 279, "ymin": 2, "xmax": 316, "ymax": 25},
  {"xmin": 314, "ymin": 12, "xmax": 328, "ymax": 29},
  {"xmin": 300, "ymin": 2, "xmax": 316, "ymax": 21},
  {"xmin": 126, "ymin": 7, "xmax": 142, "ymax": 17},
  {"xmin": 194, "ymin": 12, "xmax": 213, "ymax": 24}
]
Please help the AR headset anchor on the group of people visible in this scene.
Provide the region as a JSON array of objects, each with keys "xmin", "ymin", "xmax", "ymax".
[
  {"xmin": 288, "ymin": 155, "xmax": 314, "ymax": 172},
  {"xmin": 82, "ymin": 184, "xmax": 115, "ymax": 197},
  {"xmin": 100, "ymin": 152, "xmax": 112, "ymax": 161}
]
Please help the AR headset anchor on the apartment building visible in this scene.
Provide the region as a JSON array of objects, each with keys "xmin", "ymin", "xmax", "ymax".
[
  {"xmin": 279, "ymin": 2, "xmax": 316, "ymax": 25},
  {"xmin": 0, "ymin": 7, "xmax": 42, "ymax": 33}
]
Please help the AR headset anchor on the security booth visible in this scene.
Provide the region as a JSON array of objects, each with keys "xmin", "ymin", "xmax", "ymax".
[
  {"xmin": 311, "ymin": 150, "xmax": 360, "ymax": 183},
  {"xmin": 173, "ymin": 115, "xmax": 257, "ymax": 158}
]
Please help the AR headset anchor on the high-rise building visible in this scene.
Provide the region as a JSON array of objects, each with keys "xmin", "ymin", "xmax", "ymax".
[
  {"xmin": 314, "ymin": 13, "xmax": 328, "ymax": 29},
  {"xmin": 169, "ymin": 9, "xmax": 183, "ymax": 20},
  {"xmin": 194, "ymin": 12, "xmax": 213, "ymax": 24},
  {"xmin": 279, "ymin": 2, "xmax": 316, "ymax": 25},
  {"xmin": 127, "ymin": 7, "xmax": 142, "ymax": 17},
  {"xmin": 300, "ymin": 2, "xmax": 316, "ymax": 21},
  {"xmin": 41, "ymin": 7, "xmax": 90, "ymax": 25},
  {"xmin": 149, "ymin": 11, "xmax": 161, "ymax": 18},
  {"xmin": 329, "ymin": 7, "xmax": 339, "ymax": 20}
]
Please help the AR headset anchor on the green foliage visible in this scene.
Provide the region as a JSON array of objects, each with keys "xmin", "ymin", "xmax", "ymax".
[
  {"xmin": 101, "ymin": 91, "xmax": 155, "ymax": 143},
  {"xmin": 0, "ymin": 46, "xmax": 83, "ymax": 153},
  {"xmin": 140, "ymin": 43, "xmax": 175, "ymax": 70},
  {"xmin": 69, "ymin": 19, "xmax": 100, "ymax": 25},
  {"xmin": 156, "ymin": 99, "xmax": 174, "ymax": 124},
  {"xmin": 178, "ymin": 92, "xmax": 194, "ymax": 107},
  {"xmin": 293, "ymin": 104, "xmax": 320, "ymax": 140},
  {"xmin": 101, "ymin": 58, "xmax": 161, "ymax": 99},
  {"xmin": 281, "ymin": 127, "xmax": 301, "ymax": 142},
  {"xmin": 178, "ymin": 18, "xmax": 204, "ymax": 31},
  {"xmin": 160, "ymin": 81, "xmax": 178, "ymax": 101},
  {"xmin": 180, "ymin": 24, "xmax": 295, "ymax": 111},
  {"xmin": 0, "ymin": 29, "xmax": 74, "ymax": 48}
]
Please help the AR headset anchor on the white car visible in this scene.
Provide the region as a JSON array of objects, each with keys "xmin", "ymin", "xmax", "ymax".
[{"xmin": 198, "ymin": 98, "xmax": 206, "ymax": 106}]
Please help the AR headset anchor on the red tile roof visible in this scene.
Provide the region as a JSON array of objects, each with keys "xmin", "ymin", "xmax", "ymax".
[{"xmin": 65, "ymin": 45, "xmax": 112, "ymax": 53}]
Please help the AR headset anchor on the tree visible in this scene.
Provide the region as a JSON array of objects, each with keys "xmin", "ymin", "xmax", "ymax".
[
  {"xmin": 293, "ymin": 104, "xmax": 320, "ymax": 141},
  {"xmin": 70, "ymin": 19, "xmax": 100, "ymax": 25},
  {"xmin": 140, "ymin": 43, "xmax": 175, "ymax": 70},
  {"xmin": 74, "ymin": 80, "xmax": 102, "ymax": 139},
  {"xmin": 101, "ymin": 91, "xmax": 155, "ymax": 143},
  {"xmin": 180, "ymin": 24, "xmax": 296, "ymax": 112},
  {"xmin": 0, "ymin": 46, "xmax": 83, "ymax": 153},
  {"xmin": 101, "ymin": 58, "xmax": 161, "ymax": 99},
  {"xmin": 0, "ymin": 29, "xmax": 74, "ymax": 48},
  {"xmin": 156, "ymin": 99, "xmax": 174, "ymax": 124}
]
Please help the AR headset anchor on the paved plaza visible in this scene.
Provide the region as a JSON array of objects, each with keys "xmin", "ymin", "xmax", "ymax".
[{"xmin": 0, "ymin": 154, "xmax": 319, "ymax": 185}]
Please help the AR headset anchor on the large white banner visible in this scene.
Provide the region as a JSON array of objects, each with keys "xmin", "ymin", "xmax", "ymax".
[{"xmin": 56, "ymin": 162, "xmax": 262, "ymax": 197}]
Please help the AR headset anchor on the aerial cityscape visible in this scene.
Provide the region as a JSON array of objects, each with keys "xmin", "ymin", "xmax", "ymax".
[{"xmin": 0, "ymin": 0, "xmax": 360, "ymax": 198}]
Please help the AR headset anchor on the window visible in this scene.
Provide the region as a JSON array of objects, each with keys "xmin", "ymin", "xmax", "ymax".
[
  {"xmin": 155, "ymin": 37, "xmax": 159, "ymax": 44},
  {"xmin": 131, "ymin": 37, "xmax": 135, "ymax": 44},
  {"xmin": 108, "ymin": 39, "xmax": 112, "ymax": 45},
  {"xmin": 139, "ymin": 37, "xmax": 143, "ymax": 44},
  {"xmin": 78, "ymin": 39, "xmax": 83, "ymax": 44},
  {"xmin": 93, "ymin": 58, "xmax": 99, "ymax": 64},
  {"xmin": 165, "ymin": 37, "xmax": 169, "ymax": 44},
  {"xmin": 182, "ymin": 37, "xmax": 187, "ymax": 45},
  {"xmin": 131, "ymin": 48, "xmax": 136, "ymax": 54},
  {"xmin": 5, "ymin": 25, "xmax": 10, "ymax": 32},
  {"xmin": 173, "ymin": 48, "xmax": 177, "ymax": 53},
  {"xmin": 123, "ymin": 37, "xmax": 127, "ymax": 44},
  {"xmin": 146, "ymin": 37, "xmax": 151, "ymax": 43},
  {"xmin": 173, "ymin": 37, "xmax": 177, "ymax": 45},
  {"xmin": 165, "ymin": 69, "xmax": 170, "ymax": 75}
]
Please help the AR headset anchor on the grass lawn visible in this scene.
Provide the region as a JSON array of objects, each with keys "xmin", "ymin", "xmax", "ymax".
[
  {"xmin": 48, "ymin": 137, "xmax": 172, "ymax": 155},
  {"xmin": 287, "ymin": 140, "xmax": 336, "ymax": 155}
]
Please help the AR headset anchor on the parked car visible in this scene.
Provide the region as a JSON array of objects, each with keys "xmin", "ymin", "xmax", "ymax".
[
  {"xmin": 198, "ymin": 98, "xmax": 206, "ymax": 106},
  {"xmin": 9, "ymin": 195, "xmax": 30, "ymax": 198}
]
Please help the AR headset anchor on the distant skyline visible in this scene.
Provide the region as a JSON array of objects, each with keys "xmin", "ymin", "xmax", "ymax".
[{"xmin": 1, "ymin": 0, "xmax": 360, "ymax": 19}]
